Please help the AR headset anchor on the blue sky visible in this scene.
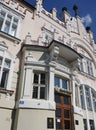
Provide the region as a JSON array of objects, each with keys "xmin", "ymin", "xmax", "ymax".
[{"xmin": 26, "ymin": 0, "xmax": 96, "ymax": 41}]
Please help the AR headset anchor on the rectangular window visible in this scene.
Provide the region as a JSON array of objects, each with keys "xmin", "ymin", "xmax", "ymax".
[
  {"xmin": 0, "ymin": 58, "xmax": 11, "ymax": 89},
  {"xmin": 32, "ymin": 72, "xmax": 46, "ymax": 99},
  {"xmin": 92, "ymin": 90, "xmax": 96, "ymax": 112},
  {"xmin": 86, "ymin": 60, "xmax": 93, "ymax": 76},
  {"xmin": 83, "ymin": 119, "xmax": 88, "ymax": 130},
  {"xmin": 47, "ymin": 118, "xmax": 54, "ymax": 129},
  {"xmin": 0, "ymin": 10, "xmax": 18, "ymax": 37},
  {"xmin": 89, "ymin": 120, "xmax": 95, "ymax": 130},
  {"xmin": 55, "ymin": 77, "xmax": 60, "ymax": 87},
  {"xmin": 54, "ymin": 76, "xmax": 68, "ymax": 90},
  {"xmin": 79, "ymin": 59, "xmax": 84, "ymax": 72},
  {"xmin": 85, "ymin": 86, "xmax": 92, "ymax": 110},
  {"xmin": 79, "ymin": 85, "xmax": 85, "ymax": 109},
  {"xmin": 0, "ymin": 69, "xmax": 9, "ymax": 88},
  {"xmin": 0, "ymin": 11, "xmax": 5, "ymax": 30}
]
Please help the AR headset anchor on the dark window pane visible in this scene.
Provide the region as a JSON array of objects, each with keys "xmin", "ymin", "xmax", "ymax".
[
  {"xmin": 55, "ymin": 77, "xmax": 60, "ymax": 87},
  {"xmin": 56, "ymin": 108, "xmax": 61, "ymax": 117},
  {"xmin": 40, "ymin": 87, "xmax": 45, "ymax": 99},
  {"xmin": 75, "ymin": 120, "xmax": 79, "ymax": 125},
  {"xmin": 64, "ymin": 96, "xmax": 69, "ymax": 105},
  {"xmin": 89, "ymin": 120, "xmax": 95, "ymax": 130},
  {"xmin": 64, "ymin": 120, "xmax": 70, "ymax": 129},
  {"xmin": 55, "ymin": 94, "xmax": 60, "ymax": 103},
  {"xmin": 33, "ymin": 87, "xmax": 38, "ymax": 98},
  {"xmin": 56, "ymin": 119, "xmax": 62, "ymax": 129},
  {"xmin": 62, "ymin": 79, "xmax": 67, "ymax": 89},
  {"xmin": 64, "ymin": 109, "xmax": 70, "ymax": 118},
  {"xmin": 47, "ymin": 118, "xmax": 54, "ymax": 129},
  {"xmin": 40, "ymin": 73, "xmax": 45, "ymax": 84},
  {"xmin": 83, "ymin": 119, "xmax": 88, "ymax": 130},
  {"xmin": 34, "ymin": 73, "xmax": 39, "ymax": 84},
  {"xmin": 0, "ymin": 18, "xmax": 4, "ymax": 30},
  {"xmin": 0, "ymin": 70, "xmax": 9, "ymax": 88}
]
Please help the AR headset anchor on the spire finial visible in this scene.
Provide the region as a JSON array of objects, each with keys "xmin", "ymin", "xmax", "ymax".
[{"xmin": 73, "ymin": 4, "xmax": 78, "ymax": 16}]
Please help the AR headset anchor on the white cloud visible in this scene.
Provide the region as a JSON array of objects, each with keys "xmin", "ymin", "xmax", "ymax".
[{"xmin": 81, "ymin": 14, "xmax": 92, "ymax": 26}]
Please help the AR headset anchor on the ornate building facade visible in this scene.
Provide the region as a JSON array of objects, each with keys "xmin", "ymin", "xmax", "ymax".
[{"xmin": 0, "ymin": 0, "xmax": 96, "ymax": 130}]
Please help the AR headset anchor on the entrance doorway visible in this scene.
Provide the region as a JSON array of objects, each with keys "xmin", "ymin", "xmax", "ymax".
[{"xmin": 55, "ymin": 93, "xmax": 72, "ymax": 130}]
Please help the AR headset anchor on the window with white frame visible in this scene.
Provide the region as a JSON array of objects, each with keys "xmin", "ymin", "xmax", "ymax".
[
  {"xmin": 92, "ymin": 90, "xmax": 96, "ymax": 112},
  {"xmin": 0, "ymin": 10, "xmax": 19, "ymax": 37},
  {"xmin": 79, "ymin": 59, "xmax": 84, "ymax": 72},
  {"xmin": 85, "ymin": 86, "xmax": 92, "ymax": 110},
  {"xmin": 32, "ymin": 72, "xmax": 46, "ymax": 99},
  {"xmin": 0, "ymin": 41, "xmax": 13, "ymax": 90},
  {"xmin": 54, "ymin": 76, "xmax": 68, "ymax": 90},
  {"xmin": 86, "ymin": 60, "xmax": 93, "ymax": 76},
  {"xmin": 79, "ymin": 85, "xmax": 85, "ymax": 109}
]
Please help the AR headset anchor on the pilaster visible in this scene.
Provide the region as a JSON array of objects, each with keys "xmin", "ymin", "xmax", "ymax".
[
  {"xmin": 48, "ymin": 66, "xmax": 55, "ymax": 102},
  {"xmin": 23, "ymin": 66, "xmax": 33, "ymax": 98}
]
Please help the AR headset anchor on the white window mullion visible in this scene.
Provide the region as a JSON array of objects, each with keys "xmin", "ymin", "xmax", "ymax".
[
  {"xmin": 60, "ymin": 79, "xmax": 62, "ymax": 88},
  {"xmin": 38, "ymin": 74, "xmax": 40, "ymax": 99},
  {"xmin": 38, "ymin": 86, "xmax": 40, "ymax": 99}
]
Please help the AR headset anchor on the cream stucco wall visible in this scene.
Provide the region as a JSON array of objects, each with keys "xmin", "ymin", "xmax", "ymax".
[{"xmin": 16, "ymin": 109, "xmax": 55, "ymax": 130}]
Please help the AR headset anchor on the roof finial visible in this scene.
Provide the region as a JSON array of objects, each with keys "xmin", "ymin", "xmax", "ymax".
[{"xmin": 73, "ymin": 4, "xmax": 78, "ymax": 17}]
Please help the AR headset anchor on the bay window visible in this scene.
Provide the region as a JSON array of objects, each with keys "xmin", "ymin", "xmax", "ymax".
[{"xmin": 32, "ymin": 72, "xmax": 46, "ymax": 99}]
